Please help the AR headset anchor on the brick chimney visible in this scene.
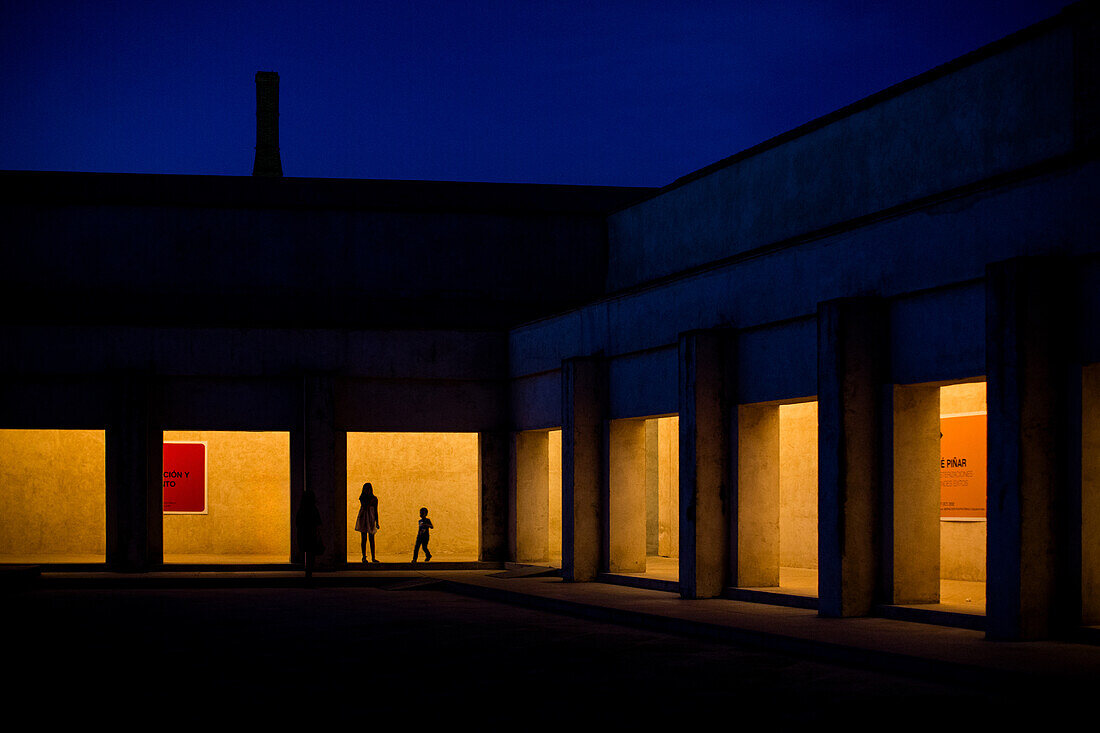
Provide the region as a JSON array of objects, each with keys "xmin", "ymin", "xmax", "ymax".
[{"xmin": 252, "ymin": 71, "xmax": 283, "ymax": 177}]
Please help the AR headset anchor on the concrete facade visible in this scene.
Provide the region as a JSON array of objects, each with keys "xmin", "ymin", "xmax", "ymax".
[{"xmin": 1, "ymin": 3, "xmax": 1098, "ymax": 640}]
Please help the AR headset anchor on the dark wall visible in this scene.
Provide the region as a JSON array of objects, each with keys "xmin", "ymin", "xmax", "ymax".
[
  {"xmin": 2, "ymin": 173, "xmax": 652, "ymax": 329},
  {"xmin": 607, "ymin": 11, "xmax": 1089, "ymax": 292}
]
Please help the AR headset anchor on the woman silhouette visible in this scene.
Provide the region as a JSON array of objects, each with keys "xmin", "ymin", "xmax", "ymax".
[{"xmin": 355, "ymin": 482, "xmax": 380, "ymax": 563}]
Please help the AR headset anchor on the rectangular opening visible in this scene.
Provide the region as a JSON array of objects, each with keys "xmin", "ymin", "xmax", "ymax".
[
  {"xmin": 1082, "ymin": 364, "xmax": 1100, "ymax": 626},
  {"xmin": 890, "ymin": 380, "xmax": 986, "ymax": 615},
  {"xmin": 514, "ymin": 428, "xmax": 562, "ymax": 566},
  {"xmin": 346, "ymin": 432, "xmax": 479, "ymax": 563},
  {"xmin": 161, "ymin": 430, "xmax": 290, "ymax": 564},
  {"xmin": 938, "ymin": 382, "xmax": 987, "ymax": 613},
  {"xmin": 736, "ymin": 400, "xmax": 818, "ymax": 598},
  {"xmin": 608, "ymin": 415, "xmax": 678, "ymax": 582},
  {"xmin": 0, "ymin": 429, "xmax": 106, "ymax": 563},
  {"xmin": 549, "ymin": 429, "xmax": 562, "ymax": 563}
]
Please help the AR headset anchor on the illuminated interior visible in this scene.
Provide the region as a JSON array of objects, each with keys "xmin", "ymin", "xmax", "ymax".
[
  {"xmin": 0, "ymin": 429, "xmax": 106, "ymax": 563},
  {"xmin": 737, "ymin": 400, "xmax": 819, "ymax": 597},
  {"xmin": 1082, "ymin": 364, "xmax": 1099, "ymax": 626},
  {"xmin": 548, "ymin": 429, "xmax": 562, "ymax": 562},
  {"xmin": 938, "ymin": 383, "xmax": 987, "ymax": 604},
  {"xmin": 513, "ymin": 428, "xmax": 562, "ymax": 565},
  {"xmin": 608, "ymin": 415, "xmax": 679, "ymax": 581},
  {"xmin": 346, "ymin": 432, "xmax": 479, "ymax": 562},
  {"xmin": 891, "ymin": 381, "xmax": 987, "ymax": 613},
  {"xmin": 161, "ymin": 431, "xmax": 290, "ymax": 564}
]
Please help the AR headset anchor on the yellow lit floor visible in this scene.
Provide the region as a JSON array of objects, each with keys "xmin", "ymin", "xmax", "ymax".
[
  {"xmin": 164, "ymin": 554, "xmax": 289, "ymax": 565},
  {"xmin": 345, "ymin": 552, "xmax": 479, "ymax": 564},
  {"xmin": 740, "ymin": 567, "xmax": 985, "ymax": 614},
  {"xmin": 929, "ymin": 578, "xmax": 986, "ymax": 615},
  {"xmin": 614, "ymin": 554, "xmax": 680, "ymax": 582},
  {"xmin": 0, "ymin": 554, "xmax": 105, "ymax": 564},
  {"xmin": 740, "ymin": 566, "xmax": 819, "ymax": 597}
]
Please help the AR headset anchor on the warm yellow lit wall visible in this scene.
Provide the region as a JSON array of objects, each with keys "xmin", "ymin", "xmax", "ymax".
[
  {"xmin": 779, "ymin": 402, "xmax": 817, "ymax": 569},
  {"xmin": 657, "ymin": 416, "xmax": 679, "ymax": 558},
  {"xmin": 939, "ymin": 382, "xmax": 987, "ymax": 581},
  {"xmin": 0, "ymin": 429, "xmax": 105, "ymax": 562},
  {"xmin": 346, "ymin": 432, "xmax": 479, "ymax": 560},
  {"xmin": 548, "ymin": 429, "xmax": 562, "ymax": 560},
  {"xmin": 1081, "ymin": 365, "xmax": 1100, "ymax": 623},
  {"xmin": 162, "ymin": 431, "xmax": 290, "ymax": 559}
]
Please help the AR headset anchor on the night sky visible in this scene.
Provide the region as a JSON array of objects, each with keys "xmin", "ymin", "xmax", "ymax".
[{"xmin": 0, "ymin": 1, "xmax": 1071, "ymax": 186}]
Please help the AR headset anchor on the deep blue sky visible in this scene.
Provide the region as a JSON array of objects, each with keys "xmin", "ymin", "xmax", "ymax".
[{"xmin": 0, "ymin": 1, "xmax": 1071, "ymax": 186}]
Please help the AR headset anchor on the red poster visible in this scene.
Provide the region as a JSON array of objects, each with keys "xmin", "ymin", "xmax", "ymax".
[
  {"xmin": 940, "ymin": 414, "xmax": 986, "ymax": 519},
  {"xmin": 163, "ymin": 442, "xmax": 207, "ymax": 514}
]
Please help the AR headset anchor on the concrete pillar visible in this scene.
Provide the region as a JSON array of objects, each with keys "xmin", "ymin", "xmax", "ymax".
[
  {"xmin": 300, "ymin": 375, "xmax": 345, "ymax": 570},
  {"xmin": 511, "ymin": 430, "xmax": 549, "ymax": 562},
  {"xmin": 549, "ymin": 429, "xmax": 563, "ymax": 560},
  {"xmin": 106, "ymin": 374, "xmax": 162, "ymax": 571},
  {"xmin": 736, "ymin": 403, "xmax": 780, "ymax": 587},
  {"xmin": 608, "ymin": 419, "xmax": 647, "ymax": 572},
  {"xmin": 658, "ymin": 417, "xmax": 679, "ymax": 558},
  {"xmin": 561, "ymin": 356, "xmax": 606, "ymax": 581},
  {"xmin": 679, "ymin": 329, "xmax": 732, "ymax": 599},
  {"xmin": 986, "ymin": 258, "xmax": 1074, "ymax": 639},
  {"xmin": 887, "ymin": 384, "xmax": 941, "ymax": 604},
  {"xmin": 1083, "ymin": 364, "xmax": 1100, "ymax": 625},
  {"xmin": 645, "ymin": 420, "xmax": 659, "ymax": 555},
  {"xmin": 818, "ymin": 297, "xmax": 887, "ymax": 617},
  {"xmin": 289, "ymin": 406, "xmax": 304, "ymax": 564},
  {"xmin": 479, "ymin": 431, "xmax": 509, "ymax": 562}
]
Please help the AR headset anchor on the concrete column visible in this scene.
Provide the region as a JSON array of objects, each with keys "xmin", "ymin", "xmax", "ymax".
[
  {"xmin": 301, "ymin": 375, "xmax": 346, "ymax": 570},
  {"xmin": 888, "ymin": 384, "xmax": 941, "ymax": 604},
  {"xmin": 479, "ymin": 431, "xmax": 509, "ymax": 562},
  {"xmin": 608, "ymin": 418, "xmax": 647, "ymax": 572},
  {"xmin": 658, "ymin": 417, "xmax": 679, "ymax": 558},
  {"xmin": 1083, "ymin": 364, "xmax": 1100, "ymax": 625},
  {"xmin": 736, "ymin": 403, "xmax": 780, "ymax": 587},
  {"xmin": 986, "ymin": 258, "xmax": 1074, "ymax": 639},
  {"xmin": 511, "ymin": 430, "xmax": 549, "ymax": 562},
  {"xmin": 645, "ymin": 420, "xmax": 659, "ymax": 555},
  {"xmin": 818, "ymin": 298, "xmax": 887, "ymax": 617},
  {"xmin": 679, "ymin": 329, "xmax": 732, "ymax": 599},
  {"xmin": 289, "ymin": 411, "xmax": 305, "ymax": 564},
  {"xmin": 561, "ymin": 356, "xmax": 606, "ymax": 581},
  {"xmin": 105, "ymin": 374, "xmax": 162, "ymax": 572}
]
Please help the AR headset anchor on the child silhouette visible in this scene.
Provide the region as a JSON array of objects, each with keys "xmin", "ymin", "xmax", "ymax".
[{"xmin": 413, "ymin": 506, "xmax": 433, "ymax": 562}]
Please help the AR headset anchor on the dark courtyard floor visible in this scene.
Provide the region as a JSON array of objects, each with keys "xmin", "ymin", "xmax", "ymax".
[{"xmin": 3, "ymin": 584, "xmax": 1083, "ymax": 728}]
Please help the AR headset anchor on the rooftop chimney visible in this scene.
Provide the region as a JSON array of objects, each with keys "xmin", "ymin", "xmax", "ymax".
[{"xmin": 252, "ymin": 71, "xmax": 283, "ymax": 177}]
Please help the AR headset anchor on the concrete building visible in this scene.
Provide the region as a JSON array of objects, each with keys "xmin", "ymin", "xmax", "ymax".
[{"xmin": 1, "ymin": 3, "xmax": 1097, "ymax": 640}]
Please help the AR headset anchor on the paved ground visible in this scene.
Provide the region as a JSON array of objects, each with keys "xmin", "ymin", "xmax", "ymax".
[{"xmin": 2, "ymin": 580, "xmax": 1088, "ymax": 727}]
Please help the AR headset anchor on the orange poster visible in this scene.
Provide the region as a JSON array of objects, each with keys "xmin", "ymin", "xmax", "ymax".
[{"xmin": 940, "ymin": 413, "xmax": 986, "ymax": 518}]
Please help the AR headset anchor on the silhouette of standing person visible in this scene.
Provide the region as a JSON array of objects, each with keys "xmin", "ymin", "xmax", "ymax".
[
  {"xmin": 355, "ymin": 482, "xmax": 380, "ymax": 563},
  {"xmin": 296, "ymin": 489, "xmax": 323, "ymax": 583}
]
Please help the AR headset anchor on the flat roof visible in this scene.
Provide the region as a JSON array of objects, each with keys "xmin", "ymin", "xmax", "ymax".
[{"xmin": 0, "ymin": 170, "xmax": 656, "ymax": 216}]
